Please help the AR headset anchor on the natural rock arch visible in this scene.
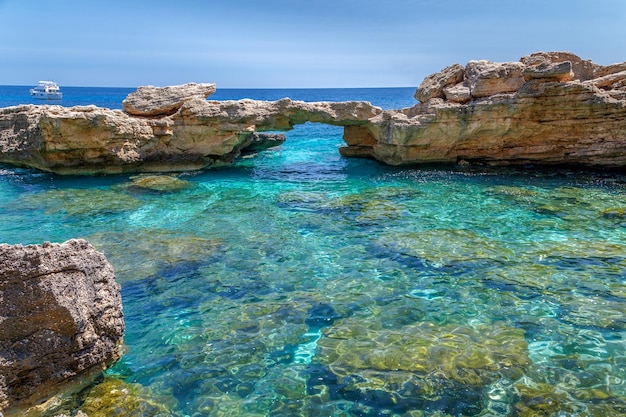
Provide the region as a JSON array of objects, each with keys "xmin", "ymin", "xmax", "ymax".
[{"xmin": 1, "ymin": 51, "xmax": 626, "ymax": 175}]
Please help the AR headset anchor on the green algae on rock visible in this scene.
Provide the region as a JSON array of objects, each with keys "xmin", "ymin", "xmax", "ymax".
[
  {"xmin": 87, "ymin": 229, "xmax": 223, "ymax": 281},
  {"xmin": 316, "ymin": 320, "xmax": 529, "ymax": 383},
  {"xmin": 16, "ymin": 188, "xmax": 143, "ymax": 217},
  {"xmin": 306, "ymin": 320, "xmax": 528, "ymax": 415},
  {"xmin": 79, "ymin": 378, "xmax": 177, "ymax": 417},
  {"xmin": 121, "ymin": 174, "xmax": 194, "ymax": 193}
]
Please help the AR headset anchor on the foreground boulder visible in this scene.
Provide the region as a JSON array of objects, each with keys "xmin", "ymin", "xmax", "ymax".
[
  {"xmin": 341, "ymin": 52, "xmax": 626, "ymax": 167},
  {"xmin": 0, "ymin": 239, "xmax": 124, "ymax": 415}
]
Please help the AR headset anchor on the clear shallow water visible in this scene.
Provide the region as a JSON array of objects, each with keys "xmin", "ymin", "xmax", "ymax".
[{"xmin": 2, "ymin": 87, "xmax": 626, "ymax": 416}]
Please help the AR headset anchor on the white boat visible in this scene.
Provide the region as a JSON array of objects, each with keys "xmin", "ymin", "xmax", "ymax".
[{"xmin": 30, "ymin": 81, "xmax": 63, "ymax": 100}]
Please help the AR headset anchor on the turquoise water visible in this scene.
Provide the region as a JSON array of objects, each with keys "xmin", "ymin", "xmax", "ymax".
[{"xmin": 2, "ymin": 87, "xmax": 626, "ymax": 416}]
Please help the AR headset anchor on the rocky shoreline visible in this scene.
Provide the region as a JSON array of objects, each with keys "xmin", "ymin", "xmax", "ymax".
[
  {"xmin": 0, "ymin": 51, "xmax": 624, "ymax": 175},
  {"xmin": 1, "ymin": 50, "xmax": 625, "ymax": 415},
  {"xmin": 342, "ymin": 51, "xmax": 626, "ymax": 167}
]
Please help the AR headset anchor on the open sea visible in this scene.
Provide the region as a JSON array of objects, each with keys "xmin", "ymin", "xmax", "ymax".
[{"xmin": 2, "ymin": 86, "xmax": 626, "ymax": 416}]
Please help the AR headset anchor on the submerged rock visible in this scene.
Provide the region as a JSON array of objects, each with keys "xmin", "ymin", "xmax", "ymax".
[
  {"xmin": 87, "ymin": 229, "xmax": 223, "ymax": 281},
  {"xmin": 312, "ymin": 319, "xmax": 528, "ymax": 414},
  {"xmin": 79, "ymin": 378, "xmax": 177, "ymax": 417},
  {"xmin": 16, "ymin": 188, "xmax": 143, "ymax": 217},
  {"xmin": 317, "ymin": 319, "xmax": 528, "ymax": 382},
  {"xmin": 0, "ymin": 239, "xmax": 124, "ymax": 415},
  {"xmin": 123, "ymin": 174, "xmax": 193, "ymax": 193}
]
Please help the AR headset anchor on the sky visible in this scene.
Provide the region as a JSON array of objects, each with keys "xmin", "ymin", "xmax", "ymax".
[{"xmin": 1, "ymin": 0, "xmax": 625, "ymax": 88}]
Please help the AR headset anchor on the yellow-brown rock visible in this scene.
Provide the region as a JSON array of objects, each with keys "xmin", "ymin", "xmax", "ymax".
[
  {"xmin": 122, "ymin": 82, "xmax": 217, "ymax": 116},
  {"xmin": 2, "ymin": 52, "xmax": 626, "ymax": 173},
  {"xmin": 0, "ymin": 96, "xmax": 381, "ymax": 175},
  {"xmin": 341, "ymin": 52, "xmax": 626, "ymax": 168}
]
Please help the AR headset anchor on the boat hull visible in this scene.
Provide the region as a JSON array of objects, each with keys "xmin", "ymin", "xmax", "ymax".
[{"xmin": 30, "ymin": 91, "xmax": 63, "ymax": 100}]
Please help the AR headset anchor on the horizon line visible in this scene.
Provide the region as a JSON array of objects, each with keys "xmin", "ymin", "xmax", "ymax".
[{"xmin": 1, "ymin": 83, "xmax": 416, "ymax": 90}]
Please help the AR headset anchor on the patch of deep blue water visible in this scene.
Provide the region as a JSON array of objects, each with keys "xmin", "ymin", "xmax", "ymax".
[
  {"xmin": 2, "ymin": 87, "xmax": 626, "ymax": 416},
  {"xmin": 0, "ymin": 85, "xmax": 415, "ymax": 110}
]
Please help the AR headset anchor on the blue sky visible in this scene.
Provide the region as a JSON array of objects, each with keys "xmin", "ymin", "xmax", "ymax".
[{"xmin": 1, "ymin": 0, "xmax": 625, "ymax": 88}]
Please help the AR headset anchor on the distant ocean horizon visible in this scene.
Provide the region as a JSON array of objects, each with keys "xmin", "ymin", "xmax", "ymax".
[{"xmin": 0, "ymin": 85, "xmax": 417, "ymax": 110}]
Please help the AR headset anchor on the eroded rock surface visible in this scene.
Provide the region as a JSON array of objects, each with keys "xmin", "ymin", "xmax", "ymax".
[
  {"xmin": 341, "ymin": 52, "xmax": 626, "ymax": 167},
  {"xmin": 1, "ymin": 52, "xmax": 626, "ymax": 172},
  {"xmin": 122, "ymin": 82, "xmax": 217, "ymax": 116},
  {"xmin": 0, "ymin": 239, "xmax": 124, "ymax": 415},
  {"xmin": 0, "ymin": 94, "xmax": 380, "ymax": 175}
]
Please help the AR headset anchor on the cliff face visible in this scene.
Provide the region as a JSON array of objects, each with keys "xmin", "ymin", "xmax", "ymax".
[
  {"xmin": 0, "ymin": 239, "xmax": 124, "ymax": 415},
  {"xmin": 341, "ymin": 52, "xmax": 626, "ymax": 167}
]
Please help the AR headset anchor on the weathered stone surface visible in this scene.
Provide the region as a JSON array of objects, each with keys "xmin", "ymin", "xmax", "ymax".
[
  {"xmin": 594, "ymin": 62, "xmax": 626, "ymax": 78},
  {"xmin": 54, "ymin": 412, "xmax": 88, "ymax": 417},
  {"xmin": 443, "ymin": 83, "xmax": 471, "ymax": 103},
  {"xmin": 0, "ymin": 98, "xmax": 380, "ymax": 175},
  {"xmin": 520, "ymin": 51, "xmax": 596, "ymax": 81},
  {"xmin": 2, "ymin": 52, "xmax": 626, "ymax": 172},
  {"xmin": 414, "ymin": 63, "xmax": 465, "ymax": 103},
  {"xmin": 122, "ymin": 82, "xmax": 216, "ymax": 116},
  {"xmin": 465, "ymin": 60, "xmax": 525, "ymax": 98},
  {"xmin": 341, "ymin": 52, "xmax": 626, "ymax": 168},
  {"xmin": 522, "ymin": 61, "xmax": 574, "ymax": 82},
  {"xmin": 0, "ymin": 239, "xmax": 124, "ymax": 414},
  {"xmin": 586, "ymin": 69, "xmax": 626, "ymax": 89}
]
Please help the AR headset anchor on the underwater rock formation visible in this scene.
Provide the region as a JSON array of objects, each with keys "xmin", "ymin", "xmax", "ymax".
[
  {"xmin": 0, "ymin": 239, "xmax": 124, "ymax": 415},
  {"xmin": 312, "ymin": 319, "xmax": 529, "ymax": 415},
  {"xmin": 341, "ymin": 52, "xmax": 626, "ymax": 167},
  {"xmin": 0, "ymin": 89, "xmax": 380, "ymax": 175}
]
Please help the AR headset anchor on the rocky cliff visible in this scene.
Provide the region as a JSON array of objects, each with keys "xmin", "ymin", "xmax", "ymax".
[
  {"xmin": 341, "ymin": 52, "xmax": 626, "ymax": 167},
  {"xmin": 0, "ymin": 239, "xmax": 124, "ymax": 415},
  {"xmin": 1, "ymin": 52, "xmax": 625, "ymax": 173},
  {"xmin": 0, "ymin": 83, "xmax": 381, "ymax": 175}
]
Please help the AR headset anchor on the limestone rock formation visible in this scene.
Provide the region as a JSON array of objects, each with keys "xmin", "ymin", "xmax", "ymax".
[
  {"xmin": 122, "ymin": 82, "xmax": 217, "ymax": 116},
  {"xmin": 414, "ymin": 63, "xmax": 465, "ymax": 102},
  {"xmin": 521, "ymin": 61, "xmax": 573, "ymax": 82},
  {"xmin": 520, "ymin": 51, "xmax": 595, "ymax": 81},
  {"xmin": 0, "ymin": 95, "xmax": 380, "ymax": 175},
  {"xmin": 342, "ymin": 52, "xmax": 626, "ymax": 167},
  {"xmin": 1, "ymin": 52, "xmax": 625, "ymax": 172},
  {"xmin": 465, "ymin": 60, "xmax": 526, "ymax": 98},
  {"xmin": 0, "ymin": 239, "xmax": 124, "ymax": 414}
]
